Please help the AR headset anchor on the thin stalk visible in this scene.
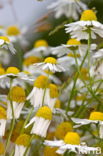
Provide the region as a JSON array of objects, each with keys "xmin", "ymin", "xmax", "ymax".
[
  {"xmin": 66, "ymin": 46, "xmax": 90, "ymax": 112},
  {"xmin": 20, "ymin": 107, "xmax": 34, "ymax": 134}
]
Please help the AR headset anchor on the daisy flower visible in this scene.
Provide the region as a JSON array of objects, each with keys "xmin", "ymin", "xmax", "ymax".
[
  {"xmin": 0, "ymin": 36, "xmax": 16, "ymax": 54},
  {"xmin": 27, "ymin": 75, "xmax": 49, "ymax": 108},
  {"xmin": 55, "ymin": 122, "xmax": 73, "ymax": 140},
  {"xmin": 51, "ymin": 38, "xmax": 81, "ymax": 57},
  {"xmin": 23, "ymin": 56, "xmax": 42, "ymax": 71},
  {"xmin": 14, "ymin": 134, "xmax": 30, "ymax": 156},
  {"xmin": 45, "ymin": 83, "xmax": 59, "ymax": 110},
  {"xmin": 33, "ymin": 57, "xmax": 65, "ymax": 72},
  {"xmin": 0, "ymin": 106, "xmax": 7, "ymax": 136},
  {"xmin": 6, "ymin": 25, "xmax": 28, "ymax": 47},
  {"xmin": 25, "ymin": 106, "xmax": 52, "ymax": 137},
  {"xmin": 0, "ymin": 143, "xmax": 5, "ymax": 155},
  {"xmin": 65, "ymin": 10, "xmax": 103, "ymax": 40},
  {"xmin": 44, "ymin": 132, "xmax": 97, "ymax": 154},
  {"xmin": 0, "ymin": 67, "xmax": 34, "ymax": 88},
  {"xmin": 7, "ymin": 86, "xmax": 26, "ymax": 119},
  {"xmin": 24, "ymin": 40, "xmax": 51, "ymax": 58},
  {"xmin": 48, "ymin": 0, "xmax": 87, "ymax": 20},
  {"xmin": 72, "ymin": 112, "xmax": 103, "ymax": 138}
]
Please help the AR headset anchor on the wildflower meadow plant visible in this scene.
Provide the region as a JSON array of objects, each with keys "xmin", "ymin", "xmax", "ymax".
[{"xmin": 0, "ymin": 0, "xmax": 103, "ymax": 156}]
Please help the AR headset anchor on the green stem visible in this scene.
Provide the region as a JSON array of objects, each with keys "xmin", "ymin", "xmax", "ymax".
[
  {"xmin": 66, "ymin": 45, "xmax": 90, "ymax": 112},
  {"xmin": 20, "ymin": 107, "xmax": 34, "ymax": 134}
]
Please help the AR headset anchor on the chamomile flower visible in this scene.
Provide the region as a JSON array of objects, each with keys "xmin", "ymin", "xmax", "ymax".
[
  {"xmin": 14, "ymin": 134, "xmax": 30, "ymax": 156},
  {"xmin": 6, "ymin": 25, "xmax": 28, "ymax": 47},
  {"xmin": 23, "ymin": 56, "xmax": 42, "ymax": 71},
  {"xmin": 0, "ymin": 67, "xmax": 34, "ymax": 88},
  {"xmin": 55, "ymin": 122, "xmax": 73, "ymax": 140},
  {"xmin": 25, "ymin": 106, "xmax": 52, "ymax": 137},
  {"xmin": 48, "ymin": 0, "xmax": 87, "ymax": 20},
  {"xmin": 0, "ymin": 106, "xmax": 7, "ymax": 136},
  {"xmin": 45, "ymin": 83, "xmax": 59, "ymax": 110},
  {"xmin": 27, "ymin": 75, "xmax": 49, "ymax": 108},
  {"xmin": 24, "ymin": 40, "xmax": 51, "ymax": 58},
  {"xmin": 0, "ymin": 36, "xmax": 16, "ymax": 54},
  {"xmin": 33, "ymin": 57, "xmax": 65, "ymax": 72},
  {"xmin": 65, "ymin": 10, "xmax": 103, "ymax": 40},
  {"xmin": 72, "ymin": 112, "xmax": 103, "ymax": 138},
  {"xmin": 51, "ymin": 38, "xmax": 81, "ymax": 57},
  {"xmin": 0, "ymin": 143, "xmax": 5, "ymax": 155},
  {"xmin": 45, "ymin": 132, "xmax": 97, "ymax": 154},
  {"xmin": 7, "ymin": 86, "xmax": 26, "ymax": 119}
]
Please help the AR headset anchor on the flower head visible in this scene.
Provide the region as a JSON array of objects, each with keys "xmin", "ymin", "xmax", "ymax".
[
  {"xmin": 15, "ymin": 134, "xmax": 30, "ymax": 146},
  {"xmin": 55, "ymin": 122, "xmax": 73, "ymax": 140},
  {"xmin": 23, "ymin": 56, "xmax": 41, "ymax": 66},
  {"xmin": 6, "ymin": 67, "xmax": 20, "ymax": 75},
  {"xmin": 6, "ymin": 26, "xmax": 21, "ymax": 36},
  {"xmin": 34, "ymin": 75, "xmax": 49, "ymax": 89},
  {"xmin": 49, "ymin": 84, "xmax": 59, "ymax": 98},
  {"xmin": 80, "ymin": 10, "xmax": 97, "ymax": 21},
  {"xmin": 66, "ymin": 39, "xmax": 81, "ymax": 46},
  {"xmin": 44, "ymin": 57, "xmax": 57, "ymax": 64},
  {"xmin": 36, "ymin": 106, "xmax": 52, "ymax": 120},
  {"xmin": 9, "ymin": 86, "xmax": 26, "ymax": 103},
  {"xmin": 64, "ymin": 132, "xmax": 80, "ymax": 145},
  {"xmin": 34, "ymin": 40, "xmax": 48, "ymax": 48},
  {"xmin": 89, "ymin": 112, "xmax": 103, "ymax": 121}
]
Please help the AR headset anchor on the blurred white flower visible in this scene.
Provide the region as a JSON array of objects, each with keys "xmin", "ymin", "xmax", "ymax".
[
  {"xmin": 65, "ymin": 10, "xmax": 103, "ymax": 40},
  {"xmin": 48, "ymin": 0, "xmax": 87, "ymax": 20},
  {"xmin": 33, "ymin": 57, "xmax": 65, "ymax": 73}
]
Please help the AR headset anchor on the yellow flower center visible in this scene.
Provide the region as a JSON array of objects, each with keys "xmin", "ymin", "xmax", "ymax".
[
  {"xmin": 44, "ymin": 57, "xmax": 57, "ymax": 64},
  {"xmin": 0, "ymin": 106, "xmax": 6, "ymax": 119},
  {"xmin": 66, "ymin": 39, "xmax": 81, "ymax": 46},
  {"xmin": 34, "ymin": 75, "xmax": 49, "ymax": 88},
  {"xmin": 89, "ymin": 112, "xmax": 103, "ymax": 121},
  {"xmin": 9, "ymin": 86, "xmax": 26, "ymax": 103},
  {"xmin": 49, "ymin": 84, "xmax": 59, "ymax": 98},
  {"xmin": 44, "ymin": 146, "xmax": 59, "ymax": 156},
  {"xmin": 6, "ymin": 67, "xmax": 20, "ymax": 75},
  {"xmin": 15, "ymin": 134, "xmax": 30, "ymax": 146},
  {"xmin": 34, "ymin": 40, "xmax": 48, "ymax": 48},
  {"xmin": 80, "ymin": 10, "xmax": 97, "ymax": 21},
  {"xmin": 54, "ymin": 99, "xmax": 61, "ymax": 108},
  {"xmin": 75, "ymin": 95, "xmax": 86, "ymax": 101},
  {"xmin": 0, "ymin": 67, "xmax": 5, "ymax": 75},
  {"xmin": 0, "ymin": 143, "xmax": 5, "ymax": 154},
  {"xmin": 0, "ymin": 36, "xmax": 10, "ymax": 43},
  {"xmin": 23, "ymin": 56, "xmax": 41, "ymax": 66},
  {"xmin": 36, "ymin": 106, "xmax": 52, "ymax": 120},
  {"xmin": 6, "ymin": 26, "xmax": 21, "ymax": 36},
  {"xmin": 67, "ymin": 52, "xmax": 81, "ymax": 58},
  {"xmin": 55, "ymin": 122, "xmax": 73, "ymax": 140},
  {"xmin": 79, "ymin": 68, "xmax": 89, "ymax": 80},
  {"xmin": 64, "ymin": 132, "xmax": 80, "ymax": 145}
]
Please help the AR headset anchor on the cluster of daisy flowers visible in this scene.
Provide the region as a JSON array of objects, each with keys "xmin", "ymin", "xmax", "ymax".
[{"xmin": 0, "ymin": 0, "xmax": 103, "ymax": 156}]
